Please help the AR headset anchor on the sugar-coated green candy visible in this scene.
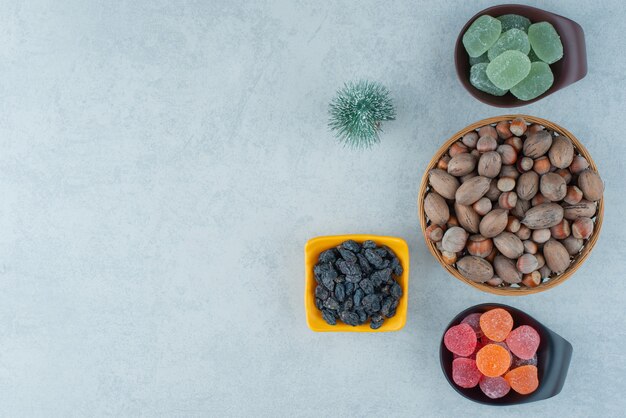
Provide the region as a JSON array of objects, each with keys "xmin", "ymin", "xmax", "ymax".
[
  {"xmin": 527, "ymin": 48, "xmax": 542, "ymax": 62},
  {"xmin": 486, "ymin": 50, "xmax": 531, "ymax": 90},
  {"xmin": 511, "ymin": 61, "xmax": 554, "ymax": 101},
  {"xmin": 487, "ymin": 29, "xmax": 531, "ymax": 61},
  {"xmin": 497, "ymin": 14, "xmax": 531, "ymax": 32},
  {"xmin": 470, "ymin": 63, "xmax": 508, "ymax": 96},
  {"xmin": 463, "ymin": 15, "xmax": 502, "ymax": 58},
  {"xmin": 528, "ymin": 22, "xmax": 563, "ymax": 64},
  {"xmin": 470, "ymin": 52, "xmax": 489, "ymax": 66}
]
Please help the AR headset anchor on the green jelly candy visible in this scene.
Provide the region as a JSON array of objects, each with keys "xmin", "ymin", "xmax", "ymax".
[
  {"xmin": 497, "ymin": 14, "xmax": 531, "ymax": 32},
  {"xmin": 470, "ymin": 63, "xmax": 508, "ymax": 96},
  {"xmin": 511, "ymin": 62, "xmax": 554, "ymax": 101},
  {"xmin": 487, "ymin": 29, "xmax": 531, "ymax": 61},
  {"xmin": 470, "ymin": 52, "xmax": 489, "ymax": 66},
  {"xmin": 463, "ymin": 15, "xmax": 502, "ymax": 58},
  {"xmin": 486, "ymin": 50, "xmax": 531, "ymax": 90},
  {"xmin": 528, "ymin": 48, "xmax": 542, "ymax": 62},
  {"xmin": 528, "ymin": 22, "xmax": 563, "ymax": 64}
]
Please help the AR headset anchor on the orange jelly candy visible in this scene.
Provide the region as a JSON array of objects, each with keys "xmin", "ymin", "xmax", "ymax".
[
  {"xmin": 479, "ymin": 308, "xmax": 514, "ymax": 342},
  {"xmin": 476, "ymin": 344, "xmax": 511, "ymax": 377},
  {"xmin": 505, "ymin": 365, "xmax": 539, "ymax": 395}
]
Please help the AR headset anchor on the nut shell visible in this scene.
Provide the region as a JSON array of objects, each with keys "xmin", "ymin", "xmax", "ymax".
[
  {"xmin": 478, "ymin": 151, "xmax": 502, "ymax": 178},
  {"xmin": 472, "ymin": 197, "xmax": 492, "ymax": 216},
  {"xmin": 429, "ymin": 169, "xmax": 460, "ymax": 200},
  {"xmin": 548, "ymin": 135, "xmax": 574, "ymax": 169},
  {"xmin": 493, "ymin": 255, "xmax": 522, "ymax": 284},
  {"xmin": 572, "ymin": 217, "xmax": 594, "ymax": 239},
  {"xmin": 540, "ymin": 173, "xmax": 567, "ymax": 201},
  {"xmin": 454, "ymin": 202, "xmax": 481, "ymax": 234},
  {"xmin": 517, "ymin": 171, "xmax": 539, "ymax": 201},
  {"xmin": 517, "ymin": 254, "xmax": 539, "ymax": 274},
  {"xmin": 521, "ymin": 203, "xmax": 564, "ymax": 229},
  {"xmin": 561, "ymin": 235, "xmax": 583, "ymax": 255},
  {"xmin": 441, "ymin": 226, "xmax": 468, "ymax": 253},
  {"xmin": 577, "ymin": 169, "xmax": 604, "ymax": 202},
  {"xmin": 562, "ymin": 200, "xmax": 596, "ymax": 220},
  {"xmin": 455, "ymin": 176, "xmax": 491, "ymax": 205},
  {"xmin": 424, "ymin": 192, "xmax": 450, "ymax": 226},
  {"xmin": 448, "ymin": 153, "xmax": 477, "ymax": 176},
  {"xmin": 523, "ymin": 130, "xmax": 553, "ymax": 158},
  {"xmin": 425, "ymin": 224, "xmax": 445, "ymax": 242},
  {"xmin": 479, "ymin": 209, "xmax": 509, "ymax": 238},
  {"xmin": 456, "ymin": 256, "xmax": 494, "ymax": 283},
  {"xmin": 493, "ymin": 232, "xmax": 524, "ymax": 259},
  {"xmin": 543, "ymin": 239, "xmax": 570, "ymax": 274},
  {"xmin": 467, "ymin": 235, "xmax": 493, "ymax": 258},
  {"xmin": 509, "ymin": 118, "xmax": 527, "ymax": 137}
]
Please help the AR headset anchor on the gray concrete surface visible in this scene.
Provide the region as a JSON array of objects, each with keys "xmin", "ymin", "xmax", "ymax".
[{"xmin": 1, "ymin": 0, "xmax": 625, "ymax": 416}]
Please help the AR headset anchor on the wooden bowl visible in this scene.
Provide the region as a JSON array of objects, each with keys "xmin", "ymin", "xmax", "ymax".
[
  {"xmin": 455, "ymin": 4, "xmax": 587, "ymax": 107},
  {"xmin": 417, "ymin": 115, "xmax": 604, "ymax": 295}
]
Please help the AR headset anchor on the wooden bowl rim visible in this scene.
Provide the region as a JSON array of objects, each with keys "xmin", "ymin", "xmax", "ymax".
[{"xmin": 417, "ymin": 114, "xmax": 604, "ymax": 296}]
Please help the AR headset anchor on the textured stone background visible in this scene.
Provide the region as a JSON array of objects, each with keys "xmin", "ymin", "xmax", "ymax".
[{"xmin": 1, "ymin": 1, "xmax": 624, "ymax": 416}]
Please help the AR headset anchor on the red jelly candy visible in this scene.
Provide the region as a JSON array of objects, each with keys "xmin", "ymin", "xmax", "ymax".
[
  {"xmin": 444, "ymin": 323, "xmax": 477, "ymax": 357},
  {"xmin": 452, "ymin": 358, "xmax": 482, "ymax": 388},
  {"xmin": 461, "ymin": 313, "xmax": 484, "ymax": 338},
  {"xmin": 513, "ymin": 353, "xmax": 538, "ymax": 368},
  {"xmin": 506, "ymin": 325, "xmax": 540, "ymax": 360},
  {"xmin": 454, "ymin": 339, "xmax": 484, "ymax": 360},
  {"xmin": 479, "ymin": 376, "xmax": 511, "ymax": 399}
]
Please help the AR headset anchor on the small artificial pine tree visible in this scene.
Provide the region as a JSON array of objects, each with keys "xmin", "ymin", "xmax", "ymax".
[{"xmin": 328, "ymin": 80, "xmax": 396, "ymax": 149}]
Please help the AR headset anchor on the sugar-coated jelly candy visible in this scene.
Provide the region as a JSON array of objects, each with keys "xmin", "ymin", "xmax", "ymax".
[
  {"xmin": 476, "ymin": 344, "xmax": 512, "ymax": 377},
  {"xmin": 486, "ymin": 50, "xmax": 531, "ymax": 90},
  {"xmin": 452, "ymin": 358, "xmax": 482, "ymax": 388},
  {"xmin": 470, "ymin": 63, "xmax": 508, "ymax": 96},
  {"xmin": 480, "ymin": 308, "xmax": 514, "ymax": 342},
  {"xmin": 454, "ymin": 339, "xmax": 484, "ymax": 360},
  {"xmin": 461, "ymin": 312, "xmax": 484, "ymax": 338},
  {"xmin": 444, "ymin": 323, "xmax": 477, "ymax": 357},
  {"xmin": 506, "ymin": 325, "xmax": 541, "ymax": 359},
  {"xmin": 479, "ymin": 376, "xmax": 511, "ymax": 399},
  {"xmin": 528, "ymin": 47, "xmax": 542, "ymax": 62},
  {"xmin": 510, "ymin": 62, "xmax": 554, "ymax": 101},
  {"xmin": 528, "ymin": 22, "xmax": 563, "ymax": 64},
  {"xmin": 469, "ymin": 52, "xmax": 489, "ymax": 66},
  {"xmin": 497, "ymin": 14, "xmax": 531, "ymax": 32},
  {"xmin": 505, "ymin": 365, "xmax": 539, "ymax": 395},
  {"xmin": 513, "ymin": 353, "xmax": 538, "ymax": 368},
  {"xmin": 487, "ymin": 29, "xmax": 531, "ymax": 61},
  {"xmin": 463, "ymin": 15, "xmax": 502, "ymax": 58}
]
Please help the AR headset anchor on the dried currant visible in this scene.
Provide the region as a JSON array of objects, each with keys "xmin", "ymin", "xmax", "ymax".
[
  {"xmin": 315, "ymin": 285, "xmax": 330, "ymax": 300},
  {"xmin": 344, "ymin": 282, "xmax": 354, "ymax": 296},
  {"xmin": 337, "ymin": 246, "xmax": 357, "ymax": 262},
  {"xmin": 353, "ymin": 289, "xmax": 364, "ymax": 306},
  {"xmin": 342, "ymin": 240, "xmax": 361, "ymax": 253},
  {"xmin": 357, "ymin": 253, "xmax": 373, "ymax": 275},
  {"xmin": 359, "ymin": 278, "xmax": 375, "ymax": 294},
  {"xmin": 340, "ymin": 311, "xmax": 360, "ymax": 326},
  {"xmin": 323, "ymin": 298, "xmax": 340, "ymax": 310},
  {"xmin": 390, "ymin": 282, "xmax": 403, "ymax": 299},
  {"xmin": 318, "ymin": 249, "xmax": 337, "ymax": 263},
  {"xmin": 322, "ymin": 309, "xmax": 336, "ymax": 325},
  {"xmin": 362, "ymin": 240, "xmax": 377, "ymax": 249},
  {"xmin": 364, "ymin": 249, "xmax": 385, "ymax": 269},
  {"xmin": 334, "ymin": 283, "xmax": 346, "ymax": 302}
]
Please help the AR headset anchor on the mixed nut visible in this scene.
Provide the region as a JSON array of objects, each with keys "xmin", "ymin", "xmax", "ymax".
[{"xmin": 423, "ymin": 117, "xmax": 603, "ymax": 288}]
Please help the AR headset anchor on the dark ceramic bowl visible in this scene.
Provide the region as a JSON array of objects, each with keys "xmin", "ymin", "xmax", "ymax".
[
  {"xmin": 439, "ymin": 303, "xmax": 572, "ymax": 405},
  {"xmin": 455, "ymin": 4, "xmax": 587, "ymax": 107}
]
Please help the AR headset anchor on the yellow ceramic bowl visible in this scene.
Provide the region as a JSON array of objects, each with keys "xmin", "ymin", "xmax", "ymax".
[{"xmin": 304, "ymin": 234, "xmax": 410, "ymax": 332}]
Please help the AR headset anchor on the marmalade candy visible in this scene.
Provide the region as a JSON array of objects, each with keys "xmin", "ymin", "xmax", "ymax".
[
  {"xmin": 505, "ymin": 365, "xmax": 539, "ymax": 395},
  {"xmin": 476, "ymin": 344, "xmax": 511, "ymax": 377},
  {"xmin": 479, "ymin": 308, "xmax": 513, "ymax": 342}
]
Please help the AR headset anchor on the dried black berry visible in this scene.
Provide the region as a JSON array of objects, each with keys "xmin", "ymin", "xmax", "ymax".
[
  {"xmin": 334, "ymin": 275, "xmax": 345, "ymax": 284},
  {"xmin": 355, "ymin": 307, "xmax": 367, "ymax": 324},
  {"xmin": 334, "ymin": 283, "xmax": 346, "ymax": 302},
  {"xmin": 340, "ymin": 311, "xmax": 360, "ymax": 326},
  {"xmin": 386, "ymin": 307, "xmax": 397, "ymax": 318},
  {"xmin": 391, "ymin": 282, "xmax": 403, "ymax": 299},
  {"xmin": 370, "ymin": 318, "xmax": 384, "ymax": 329},
  {"xmin": 315, "ymin": 298, "xmax": 324, "ymax": 310},
  {"xmin": 322, "ymin": 309, "xmax": 337, "ymax": 325},
  {"xmin": 380, "ymin": 297, "xmax": 393, "ymax": 316},
  {"xmin": 393, "ymin": 264, "xmax": 403, "ymax": 276},
  {"xmin": 344, "ymin": 282, "xmax": 355, "ymax": 296},
  {"xmin": 371, "ymin": 268, "xmax": 391, "ymax": 287},
  {"xmin": 319, "ymin": 249, "xmax": 337, "ymax": 263},
  {"xmin": 364, "ymin": 248, "xmax": 385, "ymax": 269},
  {"xmin": 337, "ymin": 246, "xmax": 357, "ymax": 263},
  {"xmin": 374, "ymin": 247, "xmax": 388, "ymax": 258},
  {"xmin": 353, "ymin": 289, "xmax": 364, "ymax": 306},
  {"xmin": 391, "ymin": 299, "xmax": 399, "ymax": 309},
  {"xmin": 315, "ymin": 285, "xmax": 330, "ymax": 301},
  {"xmin": 342, "ymin": 240, "xmax": 361, "ymax": 253},
  {"xmin": 345, "ymin": 274, "xmax": 362, "ymax": 283},
  {"xmin": 356, "ymin": 253, "xmax": 373, "ymax": 275},
  {"xmin": 362, "ymin": 240, "xmax": 376, "ymax": 249},
  {"xmin": 336, "ymin": 259, "xmax": 361, "ymax": 276},
  {"xmin": 321, "ymin": 274, "xmax": 335, "ymax": 292},
  {"xmin": 359, "ymin": 278, "xmax": 374, "ymax": 295},
  {"xmin": 381, "ymin": 285, "xmax": 391, "ymax": 295},
  {"xmin": 342, "ymin": 298, "xmax": 353, "ymax": 312},
  {"xmin": 362, "ymin": 294, "xmax": 381, "ymax": 313},
  {"xmin": 323, "ymin": 298, "xmax": 340, "ymax": 310}
]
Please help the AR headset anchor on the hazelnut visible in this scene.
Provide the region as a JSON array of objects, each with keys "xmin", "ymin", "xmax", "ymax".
[
  {"xmin": 487, "ymin": 276, "xmax": 504, "ymax": 287},
  {"xmin": 425, "ymin": 224, "xmax": 446, "ymax": 242},
  {"xmin": 462, "ymin": 131, "xmax": 479, "ymax": 148},
  {"xmin": 533, "ymin": 156, "xmax": 551, "ymax": 175},
  {"xmin": 517, "ymin": 254, "xmax": 539, "ymax": 274},
  {"xmin": 527, "ymin": 123, "xmax": 544, "ymax": 134},
  {"xmin": 449, "ymin": 141, "xmax": 469, "ymax": 158},
  {"xmin": 517, "ymin": 156, "xmax": 534, "ymax": 172},
  {"xmin": 477, "ymin": 136, "xmax": 498, "ymax": 153},
  {"xmin": 555, "ymin": 168, "xmax": 572, "ymax": 184},
  {"xmin": 479, "ymin": 125, "xmax": 498, "ymax": 139},
  {"xmin": 497, "ymin": 177, "xmax": 516, "ymax": 192},
  {"xmin": 442, "ymin": 226, "xmax": 468, "ymax": 253},
  {"xmin": 471, "ymin": 149, "xmax": 480, "ymax": 158},
  {"xmin": 531, "ymin": 228, "xmax": 551, "ymax": 244},
  {"xmin": 496, "ymin": 121, "xmax": 512, "ymax": 139},
  {"xmin": 506, "ymin": 216, "xmax": 521, "ymax": 233},
  {"xmin": 447, "ymin": 214, "xmax": 459, "ymax": 228},
  {"xmin": 522, "ymin": 271, "xmax": 542, "ymax": 287},
  {"xmin": 437, "ymin": 155, "xmax": 451, "ymax": 171},
  {"xmin": 550, "ymin": 219, "xmax": 571, "ymax": 240},
  {"xmin": 498, "ymin": 191, "xmax": 518, "ymax": 210},
  {"xmin": 472, "ymin": 197, "xmax": 492, "ymax": 216},
  {"xmin": 523, "ymin": 240, "xmax": 538, "ymax": 254},
  {"xmin": 564, "ymin": 185, "xmax": 583, "ymax": 204},
  {"xmin": 500, "ymin": 165, "xmax": 520, "ymax": 180},
  {"xmin": 497, "ymin": 144, "xmax": 517, "ymax": 165},
  {"xmin": 569, "ymin": 155, "xmax": 589, "ymax": 174},
  {"xmin": 516, "ymin": 225, "xmax": 531, "ymax": 240},
  {"xmin": 485, "ymin": 247, "xmax": 498, "ymax": 263},
  {"xmin": 561, "ymin": 235, "xmax": 583, "ymax": 255},
  {"xmin": 535, "ymin": 253, "xmax": 545, "ymax": 269},
  {"xmin": 531, "ymin": 193, "xmax": 549, "ymax": 206},
  {"xmin": 572, "ymin": 217, "xmax": 594, "ymax": 239},
  {"xmin": 539, "ymin": 265, "xmax": 552, "ymax": 279},
  {"xmin": 509, "ymin": 117, "xmax": 527, "ymax": 137},
  {"xmin": 505, "ymin": 136, "xmax": 523, "ymax": 152},
  {"xmin": 441, "ymin": 250, "xmax": 457, "ymax": 265},
  {"xmin": 467, "ymin": 235, "xmax": 494, "ymax": 258}
]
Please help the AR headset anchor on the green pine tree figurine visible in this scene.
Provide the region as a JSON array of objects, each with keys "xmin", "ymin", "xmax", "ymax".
[{"xmin": 328, "ymin": 80, "xmax": 396, "ymax": 149}]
